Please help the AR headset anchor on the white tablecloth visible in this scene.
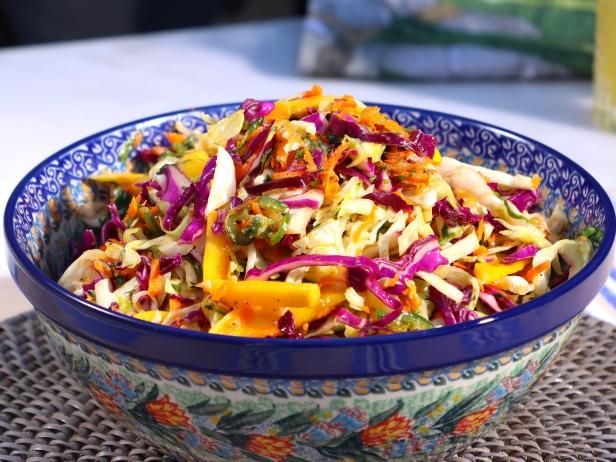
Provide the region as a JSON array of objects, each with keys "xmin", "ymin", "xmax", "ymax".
[{"xmin": 1, "ymin": 18, "xmax": 615, "ymax": 323}]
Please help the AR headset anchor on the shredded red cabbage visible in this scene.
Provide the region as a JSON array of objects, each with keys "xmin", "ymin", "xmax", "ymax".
[
  {"xmin": 430, "ymin": 285, "xmax": 477, "ymax": 326},
  {"xmin": 432, "ymin": 199, "xmax": 481, "ymax": 226},
  {"xmin": 365, "ymin": 191, "xmax": 413, "ymax": 212},
  {"xmin": 107, "ymin": 203, "xmax": 126, "ymax": 232},
  {"xmin": 357, "ymin": 159, "xmax": 376, "ymax": 177},
  {"xmin": 245, "ymin": 175, "xmax": 308, "ymax": 195},
  {"xmin": 136, "ymin": 256, "xmax": 150, "ymax": 291},
  {"xmin": 179, "ymin": 215, "xmax": 206, "ymax": 244},
  {"xmin": 481, "ymin": 285, "xmax": 517, "ymax": 311},
  {"xmin": 169, "ymin": 293, "xmax": 197, "ymax": 305},
  {"xmin": 478, "ymin": 292, "xmax": 501, "ymax": 313},
  {"xmin": 212, "ymin": 209, "xmax": 227, "ymax": 235},
  {"xmin": 82, "ymin": 275, "xmax": 103, "ymax": 295},
  {"xmin": 225, "ymin": 137, "xmax": 237, "ymax": 153},
  {"xmin": 246, "ymin": 253, "xmax": 399, "ymax": 310},
  {"xmin": 177, "ymin": 156, "xmax": 217, "ymax": 244},
  {"xmin": 136, "ymin": 148, "xmax": 159, "ymax": 164},
  {"xmin": 509, "ymin": 189, "xmax": 540, "ymax": 212},
  {"xmin": 70, "ymin": 228, "xmax": 97, "ymax": 259},
  {"xmin": 247, "ymin": 254, "xmax": 376, "ymax": 280},
  {"xmin": 281, "ymin": 196, "xmax": 322, "ymax": 209},
  {"xmin": 484, "ymin": 211, "xmax": 504, "ymax": 231},
  {"xmin": 163, "ymin": 183, "xmax": 195, "ymax": 231},
  {"xmin": 334, "ymin": 307, "xmax": 367, "ymax": 329},
  {"xmin": 101, "ymin": 221, "xmax": 118, "ymax": 243},
  {"xmin": 241, "ymin": 125, "xmax": 271, "ymax": 163},
  {"xmin": 160, "ymin": 254, "xmax": 183, "ymax": 274},
  {"xmin": 374, "ymin": 236, "xmax": 447, "ymax": 296},
  {"xmin": 375, "ymin": 169, "xmax": 392, "ymax": 192},
  {"xmin": 241, "ymin": 98, "xmax": 275, "ymax": 122},
  {"xmin": 159, "ymin": 165, "xmax": 191, "ymax": 204},
  {"xmin": 300, "ymin": 112, "xmax": 326, "ymax": 133},
  {"xmin": 336, "ymin": 165, "xmax": 371, "ymax": 187},
  {"xmin": 311, "ymin": 149, "xmax": 324, "ymax": 169},
  {"xmin": 502, "ymin": 244, "xmax": 539, "ymax": 263},
  {"xmin": 278, "ymin": 310, "xmax": 303, "ymax": 339},
  {"xmin": 328, "ymin": 113, "xmax": 436, "ymax": 158},
  {"xmin": 280, "ymin": 234, "xmax": 299, "ymax": 248}
]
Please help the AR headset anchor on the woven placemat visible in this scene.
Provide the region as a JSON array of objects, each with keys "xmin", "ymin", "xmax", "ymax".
[{"xmin": 0, "ymin": 312, "xmax": 614, "ymax": 462}]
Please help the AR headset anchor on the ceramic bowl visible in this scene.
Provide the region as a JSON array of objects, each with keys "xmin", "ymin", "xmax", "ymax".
[{"xmin": 5, "ymin": 103, "xmax": 615, "ymax": 461}]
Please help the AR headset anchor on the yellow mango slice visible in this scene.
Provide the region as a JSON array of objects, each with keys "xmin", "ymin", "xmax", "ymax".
[
  {"xmin": 134, "ymin": 310, "xmax": 167, "ymax": 324},
  {"xmin": 209, "ymin": 282, "xmax": 327, "ymax": 337},
  {"xmin": 178, "ymin": 149, "xmax": 210, "ymax": 181},
  {"xmin": 209, "ymin": 305, "xmax": 282, "ymax": 337},
  {"xmin": 474, "ymin": 260, "xmax": 526, "ymax": 284},
  {"xmin": 90, "ymin": 172, "xmax": 148, "ymax": 186},
  {"xmin": 319, "ymin": 290, "xmax": 346, "ymax": 310},
  {"xmin": 267, "ymin": 96, "xmax": 335, "ymax": 121},
  {"xmin": 210, "ymin": 280, "xmax": 320, "ymax": 310},
  {"xmin": 202, "ymin": 211, "xmax": 230, "ymax": 282},
  {"xmin": 210, "ymin": 304, "xmax": 326, "ymax": 338},
  {"xmin": 432, "ymin": 147, "xmax": 442, "ymax": 165}
]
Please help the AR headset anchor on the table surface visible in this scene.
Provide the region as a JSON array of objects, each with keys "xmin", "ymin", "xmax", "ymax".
[{"xmin": 1, "ymin": 18, "xmax": 616, "ymax": 323}]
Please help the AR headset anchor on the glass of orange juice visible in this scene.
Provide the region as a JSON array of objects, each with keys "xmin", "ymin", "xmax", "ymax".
[{"xmin": 593, "ymin": 0, "xmax": 616, "ymax": 131}]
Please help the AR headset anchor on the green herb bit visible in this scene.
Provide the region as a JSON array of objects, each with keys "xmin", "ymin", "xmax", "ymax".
[
  {"xmin": 578, "ymin": 225, "xmax": 604, "ymax": 247},
  {"xmin": 113, "ymin": 189, "xmax": 132, "ymax": 218},
  {"xmin": 119, "ymin": 134, "xmax": 137, "ymax": 163},
  {"xmin": 391, "ymin": 312, "xmax": 434, "ymax": 332},
  {"xmin": 504, "ymin": 199, "xmax": 529, "ymax": 221},
  {"xmin": 245, "ymin": 117, "xmax": 264, "ymax": 137}
]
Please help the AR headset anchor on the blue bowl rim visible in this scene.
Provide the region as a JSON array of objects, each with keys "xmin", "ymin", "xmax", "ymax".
[{"xmin": 4, "ymin": 102, "xmax": 615, "ymax": 357}]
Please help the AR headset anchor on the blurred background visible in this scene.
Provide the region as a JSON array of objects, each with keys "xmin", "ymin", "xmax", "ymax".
[
  {"xmin": 0, "ymin": 0, "xmax": 306, "ymax": 46},
  {"xmin": 0, "ymin": 0, "xmax": 598, "ymax": 82}
]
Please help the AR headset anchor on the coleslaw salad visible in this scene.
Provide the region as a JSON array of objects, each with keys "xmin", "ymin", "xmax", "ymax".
[{"xmin": 58, "ymin": 86, "xmax": 599, "ymax": 338}]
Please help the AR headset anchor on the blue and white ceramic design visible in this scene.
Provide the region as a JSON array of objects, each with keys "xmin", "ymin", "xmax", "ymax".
[{"xmin": 4, "ymin": 103, "xmax": 615, "ymax": 461}]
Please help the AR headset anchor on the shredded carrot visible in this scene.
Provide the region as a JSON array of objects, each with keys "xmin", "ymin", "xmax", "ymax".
[
  {"xmin": 532, "ymin": 174, "xmax": 542, "ymax": 190},
  {"xmin": 331, "ymin": 95, "xmax": 360, "ymax": 117},
  {"xmin": 93, "ymin": 259, "xmax": 112, "ymax": 279},
  {"xmin": 301, "ymin": 84, "xmax": 322, "ymax": 98},
  {"xmin": 394, "ymin": 190, "xmax": 414, "ymax": 208},
  {"xmin": 453, "ymin": 261, "xmax": 471, "ymax": 272},
  {"xmin": 169, "ymin": 298, "xmax": 183, "ymax": 312},
  {"xmin": 359, "ymin": 106, "xmax": 406, "ymax": 133},
  {"xmin": 166, "ymin": 132, "xmax": 187, "ymax": 145},
  {"xmin": 473, "ymin": 246, "xmax": 489, "ymax": 257},
  {"xmin": 320, "ymin": 141, "xmax": 348, "ymax": 200},
  {"xmin": 132, "ymin": 132, "xmax": 143, "ymax": 148},
  {"xmin": 149, "ymin": 146, "xmax": 167, "ymax": 156},
  {"xmin": 523, "ymin": 261, "xmax": 550, "ymax": 283},
  {"xmin": 271, "ymin": 170, "xmax": 305, "ymax": 180},
  {"xmin": 311, "ymin": 307, "xmax": 333, "ymax": 321},
  {"xmin": 382, "ymin": 274, "xmax": 400, "ymax": 289},
  {"xmin": 250, "ymin": 201, "xmax": 262, "ymax": 215},
  {"xmin": 401, "ymin": 282, "xmax": 420, "ymax": 312},
  {"xmin": 147, "ymin": 259, "xmax": 164, "ymax": 297},
  {"xmin": 271, "ymin": 122, "xmax": 299, "ymax": 169},
  {"xmin": 125, "ymin": 197, "xmax": 138, "ymax": 219},
  {"xmin": 477, "ymin": 220, "xmax": 485, "ymax": 241},
  {"xmin": 149, "ymin": 206, "xmax": 160, "ymax": 215}
]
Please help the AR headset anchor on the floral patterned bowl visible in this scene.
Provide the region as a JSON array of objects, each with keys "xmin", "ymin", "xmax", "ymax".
[{"xmin": 5, "ymin": 103, "xmax": 615, "ymax": 461}]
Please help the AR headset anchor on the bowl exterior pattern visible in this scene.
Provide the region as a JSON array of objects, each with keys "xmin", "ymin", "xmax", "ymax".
[
  {"xmin": 42, "ymin": 313, "xmax": 577, "ymax": 462},
  {"xmin": 11, "ymin": 105, "xmax": 607, "ymax": 279}
]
